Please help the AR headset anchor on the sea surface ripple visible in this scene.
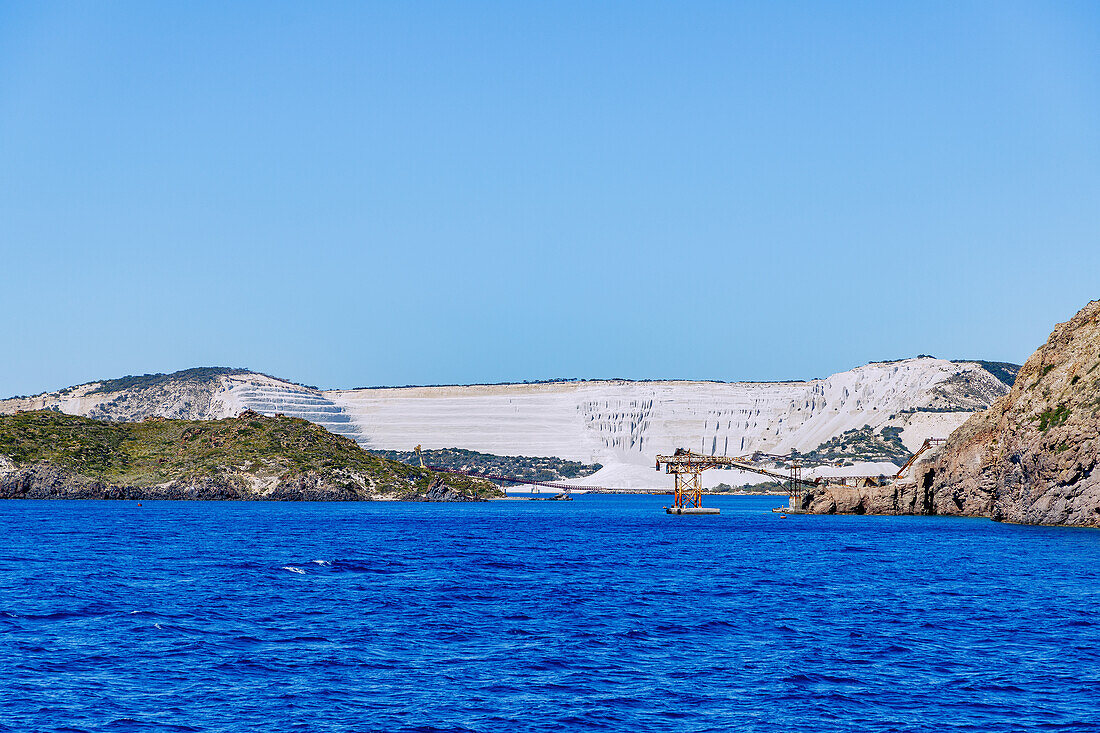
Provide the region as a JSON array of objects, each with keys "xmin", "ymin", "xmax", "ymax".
[{"xmin": 1, "ymin": 496, "xmax": 1099, "ymax": 732}]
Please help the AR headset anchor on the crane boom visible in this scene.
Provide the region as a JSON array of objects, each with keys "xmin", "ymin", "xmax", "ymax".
[
  {"xmin": 655, "ymin": 450, "xmax": 818, "ymax": 486},
  {"xmin": 893, "ymin": 438, "xmax": 946, "ymax": 479}
]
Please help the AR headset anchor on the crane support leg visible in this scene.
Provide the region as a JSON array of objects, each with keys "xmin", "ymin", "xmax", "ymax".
[
  {"xmin": 788, "ymin": 463, "xmax": 803, "ymax": 510},
  {"xmin": 673, "ymin": 471, "xmax": 704, "ymax": 509}
]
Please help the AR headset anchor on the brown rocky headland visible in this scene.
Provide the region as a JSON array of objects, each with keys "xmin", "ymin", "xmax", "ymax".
[{"xmin": 795, "ymin": 300, "xmax": 1100, "ymax": 527}]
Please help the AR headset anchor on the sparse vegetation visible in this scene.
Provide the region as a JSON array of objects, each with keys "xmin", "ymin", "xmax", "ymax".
[
  {"xmin": 89, "ymin": 367, "xmax": 253, "ymax": 395},
  {"xmin": 794, "ymin": 425, "xmax": 912, "ymax": 467},
  {"xmin": 1038, "ymin": 404, "xmax": 1071, "ymax": 433},
  {"xmin": 711, "ymin": 480, "xmax": 786, "ymax": 494},
  {"xmin": 953, "ymin": 360, "xmax": 1021, "ymax": 387},
  {"xmin": 370, "ymin": 446, "xmax": 601, "ymax": 482}
]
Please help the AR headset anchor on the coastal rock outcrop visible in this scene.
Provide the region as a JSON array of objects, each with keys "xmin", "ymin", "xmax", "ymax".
[
  {"xmin": 797, "ymin": 473, "xmax": 936, "ymax": 517},
  {"xmin": 0, "ymin": 411, "xmax": 497, "ymax": 502},
  {"xmin": 0, "ymin": 464, "xmax": 249, "ymax": 500},
  {"xmin": 416, "ymin": 476, "xmax": 472, "ymax": 502},
  {"xmin": 797, "ymin": 301, "xmax": 1100, "ymax": 527},
  {"xmin": 0, "ymin": 460, "xmax": 491, "ymax": 502},
  {"xmin": 921, "ymin": 300, "xmax": 1100, "ymax": 526}
]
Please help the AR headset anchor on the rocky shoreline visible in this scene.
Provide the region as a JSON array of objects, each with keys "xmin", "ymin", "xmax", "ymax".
[
  {"xmin": 791, "ymin": 301, "xmax": 1100, "ymax": 528},
  {"xmin": 0, "ymin": 464, "xmax": 485, "ymax": 502}
]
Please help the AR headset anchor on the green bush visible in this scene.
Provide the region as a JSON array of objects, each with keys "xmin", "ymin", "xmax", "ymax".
[{"xmin": 1038, "ymin": 404, "xmax": 1071, "ymax": 432}]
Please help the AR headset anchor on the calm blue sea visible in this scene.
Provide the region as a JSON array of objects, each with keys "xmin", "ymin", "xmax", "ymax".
[{"xmin": 1, "ymin": 495, "xmax": 1099, "ymax": 732}]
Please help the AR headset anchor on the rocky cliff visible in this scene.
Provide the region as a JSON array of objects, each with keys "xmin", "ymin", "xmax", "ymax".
[
  {"xmin": 797, "ymin": 301, "xmax": 1100, "ymax": 527},
  {"xmin": 921, "ymin": 300, "xmax": 1100, "ymax": 526}
]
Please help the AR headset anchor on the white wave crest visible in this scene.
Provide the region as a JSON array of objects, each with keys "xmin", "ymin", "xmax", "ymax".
[{"xmin": 282, "ymin": 566, "xmax": 307, "ymax": 574}]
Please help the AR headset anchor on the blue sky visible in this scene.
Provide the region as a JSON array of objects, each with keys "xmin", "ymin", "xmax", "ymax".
[{"xmin": 1, "ymin": 1, "xmax": 1098, "ymax": 395}]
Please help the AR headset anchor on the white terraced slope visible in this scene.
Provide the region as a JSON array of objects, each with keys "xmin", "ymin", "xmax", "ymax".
[
  {"xmin": 228, "ymin": 382, "xmax": 364, "ymax": 443},
  {"xmin": 316, "ymin": 358, "xmax": 1010, "ymax": 487},
  {"xmin": 0, "ymin": 358, "xmax": 1012, "ymax": 489}
]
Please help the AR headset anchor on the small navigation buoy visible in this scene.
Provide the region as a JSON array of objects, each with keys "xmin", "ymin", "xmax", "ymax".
[{"xmin": 137, "ymin": 503, "xmax": 142, "ymax": 507}]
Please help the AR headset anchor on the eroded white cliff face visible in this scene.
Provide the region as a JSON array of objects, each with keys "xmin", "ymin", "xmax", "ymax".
[
  {"xmin": 322, "ymin": 358, "xmax": 1008, "ymax": 487},
  {"xmin": 0, "ymin": 358, "xmax": 1010, "ymax": 488}
]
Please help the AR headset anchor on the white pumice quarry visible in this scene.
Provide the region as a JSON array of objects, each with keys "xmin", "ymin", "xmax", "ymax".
[{"xmin": 1, "ymin": 358, "xmax": 1013, "ymax": 488}]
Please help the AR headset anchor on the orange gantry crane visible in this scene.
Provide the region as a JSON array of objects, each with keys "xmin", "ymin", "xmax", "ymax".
[
  {"xmin": 655, "ymin": 449, "xmax": 818, "ymax": 512},
  {"xmin": 657, "ymin": 437, "xmax": 948, "ymax": 513}
]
